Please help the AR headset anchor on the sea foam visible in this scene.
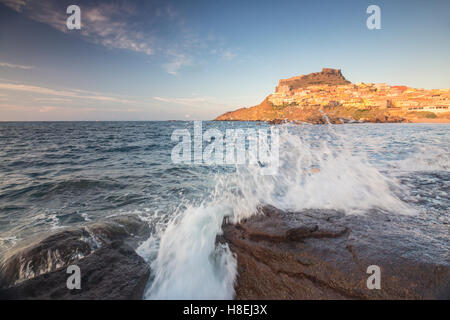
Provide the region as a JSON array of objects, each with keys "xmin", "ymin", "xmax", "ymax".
[{"xmin": 139, "ymin": 123, "xmax": 414, "ymax": 299}]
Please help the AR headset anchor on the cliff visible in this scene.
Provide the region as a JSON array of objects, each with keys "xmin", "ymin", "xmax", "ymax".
[
  {"xmin": 276, "ymin": 68, "xmax": 350, "ymax": 92},
  {"xmin": 215, "ymin": 68, "xmax": 450, "ymax": 124}
]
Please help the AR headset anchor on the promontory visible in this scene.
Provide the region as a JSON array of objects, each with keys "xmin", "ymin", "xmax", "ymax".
[{"xmin": 215, "ymin": 68, "xmax": 450, "ymax": 124}]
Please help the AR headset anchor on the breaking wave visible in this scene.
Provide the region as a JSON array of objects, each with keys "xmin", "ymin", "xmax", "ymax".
[{"xmin": 139, "ymin": 124, "xmax": 414, "ymax": 299}]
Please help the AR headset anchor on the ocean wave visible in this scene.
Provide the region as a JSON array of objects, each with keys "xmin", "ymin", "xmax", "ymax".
[
  {"xmin": 0, "ymin": 179, "xmax": 125, "ymax": 201},
  {"xmin": 1, "ymin": 122, "xmax": 447, "ymax": 299},
  {"xmin": 105, "ymin": 145, "xmax": 142, "ymax": 153},
  {"xmin": 140, "ymin": 124, "xmax": 416, "ymax": 300}
]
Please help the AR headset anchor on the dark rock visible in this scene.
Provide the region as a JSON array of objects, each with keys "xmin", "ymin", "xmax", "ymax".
[
  {"xmin": 87, "ymin": 214, "xmax": 151, "ymax": 249},
  {"xmin": 221, "ymin": 206, "xmax": 450, "ymax": 299},
  {"xmin": 386, "ymin": 115, "xmax": 406, "ymax": 123},
  {"xmin": 267, "ymin": 119, "xmax": 288, "ymax": 125},
  {"xmin": 0, "ymin": 229, "xmax": 92, "ymax": 289},
  {"xmin": 0, "ymin": 214, "xmax": 151, "ymax": 299},
  {"xmin": 0, "ymin": 241, "xmax": 149, "ymax": 300}
]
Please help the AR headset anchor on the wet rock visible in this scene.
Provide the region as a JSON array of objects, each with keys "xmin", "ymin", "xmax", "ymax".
[
  {"xmin": 0, "ymin": 214, "xmax": 150, "ymax": 299},
  {"xmin": 221, "ymin": 206, "xmax": 450, "ymax": 299},
  {"xmin": 0, "ymin": 229, "xmax": 92, "ymax": 289},
  {"xmin": 0, "ymin": 241, "xmax": 149, "ymax": 300},
  {"xmin": 87, "ymin": 214, "xmax": 151, "ymax": 249}
]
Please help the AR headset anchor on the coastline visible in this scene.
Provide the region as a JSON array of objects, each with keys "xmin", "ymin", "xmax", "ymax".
[
  {"xmin": 214, "ymin": 69, "xmax": 450, "ymax": 125},
  {"xmin": 407, "ymin": 118, "xmax": 450, "ymax": 123},
  {"xmin": 0, "ymin": 121, "xmax": 448, "ymax": 300},
  {"xmin": 213, "ymin": 118, "xmax": 450, "ymax": 124}
]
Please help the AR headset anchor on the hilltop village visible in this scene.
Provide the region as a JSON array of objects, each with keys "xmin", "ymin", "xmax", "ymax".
[{"xmin": 215, "ymin": 68, "xmax": 450, "ymax": 124}]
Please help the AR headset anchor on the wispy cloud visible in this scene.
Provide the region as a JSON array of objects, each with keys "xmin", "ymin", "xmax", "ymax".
[
  {"xmin": 0, "ymin": 0, "xmax": 164, "ymax": 56},
  {"xmin": 153, "ymin": 96, "xmax": 234, "ymax": 111},
  {"xmin": 0, "ymin": 0, "xmax": 234, "ymax": 75},
  {"xmin": 81, "ymin": 3, "xmax": 156, "ymax": 55},
  {"xmin": 34, "ymin": 97, "xmax": 72, "ymax": 102},
  {"xmin": 0, "ymin": 102, "xmax": 138, "ymax": 113},
  {"xmin": 35, "ymin": 105, "xmax": 138, "ymax": 113},
  {"xmin": 0, "ymin": 82, "xmax": 135, "ymax": 104},
  {"xmin": 153, "ymin": 96, "xmax": 209, "ymax": 106},
  {"xmin": 0, "ymin": 0, "xmax": 26, "ymax": 11},
  {"xmin": 163, "ymin": 52, "xmax": 192, "ymax": 75},
  {"xmin": 221, "ymin": 50, "xmax": 237, "ymax": 61},
  {"xmin": 0, "ymin": 62, "xmax": 34, "ymax": 69}
]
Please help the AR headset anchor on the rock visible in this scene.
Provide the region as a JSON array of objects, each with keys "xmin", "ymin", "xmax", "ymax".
[
  {"xmin": 0, "ymin": 214, "xmax": 151, "ymax": 299},
  {"xmin": 87, "ymin": 214, "xmax": 151, "ymax": 249},
  {"xmin": 0, "ymin": 241, "xmax": 149, "ymax": 300},
  {"xmin": 267, "ymin": 119, "xmax": 288, "ymax": 125},
  {"xmin": 276, "ymin": 68, "xmax": 351, "ymax": 91},
  {"xmin": 0, "ymin": 229, "xmax": 92, "ymax": 289},
  {"xmin": 386, "ymin": 115, "xmax": 406, "ymax": 123},
  {"xmin": 221, "ymin": 205, "xmax": 450, "ymax": 299}
]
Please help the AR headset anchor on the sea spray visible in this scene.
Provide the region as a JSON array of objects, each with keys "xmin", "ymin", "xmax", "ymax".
[
  {"xmin": 226, "ymin": 123, "xmax": 414, "ymax": 216},
  {"xmin": 139, "ymin": 123, "xmax": 414, "ymax": 299},
  {"xmin": 143, "ymin": 203, "xmax": 237, "ymax": 299}
]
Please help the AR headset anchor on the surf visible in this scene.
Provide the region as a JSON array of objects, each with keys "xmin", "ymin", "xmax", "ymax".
[{"xmin": 138, "ymin": 123, "xmax": 414, "ymax": 299}]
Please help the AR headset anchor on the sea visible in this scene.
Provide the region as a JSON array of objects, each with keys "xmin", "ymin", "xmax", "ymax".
[{"xmin": 0, "ymin": 121, "xmax": 448, "ymax": 299}]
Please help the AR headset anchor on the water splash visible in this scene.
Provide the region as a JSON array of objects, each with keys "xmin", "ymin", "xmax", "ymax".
[
  {"xmin": 143, "ymin": 203, "xmax": 236, "ymax": 299},
  {"xmin": 140, "ymin": 123, "xmax": 414, "ymax": 299}
]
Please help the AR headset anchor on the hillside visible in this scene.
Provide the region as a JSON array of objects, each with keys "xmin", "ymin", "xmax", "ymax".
[{"xmin": 215, "ymin": 68, "xmax": 450, "ymax": 124}]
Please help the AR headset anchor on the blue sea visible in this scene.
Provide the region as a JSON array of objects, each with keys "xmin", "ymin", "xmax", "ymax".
[{"xmin": 0, "ymin": 121, "xmax": 448, "ymax": 298}]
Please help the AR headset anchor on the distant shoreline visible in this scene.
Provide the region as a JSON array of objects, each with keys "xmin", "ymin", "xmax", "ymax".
[
  {"xmin": 214, "ymin": 68, "xmax": 450, "ymax": 125},
  {"xmin": 213, "ymin": 118, "xmax": 450, "ymax": 124},
  {"xmin": 407, "ymin": 118, "xmax": 450, "ymax": 123},
  {"xmin": 0, "ymin": 119, "xmax": 449, "ymax": 123}
]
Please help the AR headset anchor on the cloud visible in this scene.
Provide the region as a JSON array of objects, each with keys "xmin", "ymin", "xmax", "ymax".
[
  {"xmin": 153, "ymin": 96, "xmax": 208, "ymax": 106},
  {"xmin": 80, "ymin": 3, "xmax": 156, "ymax": 55},
  {"xmin": 0, "ymin": 82, "xmax": 135, "ymax": 104},
  {"xmin": 0, "ymin": 62, "xmax": 34, "ymax": 69},
  {"xmin": 38, "ymin": 105, "xmax": 57, "ymax": 112},
  {"xmin": 0, "ymin": 103, "xmax": 104, "ymax": 116},
  {"xmin": 0, "ymin": 0, "xmax": 160, "ymax": 56},
  {"xmin": 0, "ymin": 0, "xmax": 26, "ymax": 11},
  {"xmin": 34, "ymin": 97, "xmax": 72, "ymax": 102},
  {"xmin": 153, "ymin": 96, "xmax": 234, "ymax": 112},
  {"xmin": 0, "ymin": 0, "xmax": 235, "ymax": 76},
  {"xmin": 221, "ymin": 50, "xmax": 237, "ymax": 61},
  {"xmin": 163, "ymin": 52, "xmax": 192, "ymax": 75}
]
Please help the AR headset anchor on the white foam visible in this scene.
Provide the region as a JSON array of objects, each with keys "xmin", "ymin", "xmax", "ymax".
[
  {"xmin": 139, "ymin": 124, "xmax": 414, "ymax": 299},
  {"xmin": 143, "ymin": 203, "xmax": 236, "ymax": 299}
]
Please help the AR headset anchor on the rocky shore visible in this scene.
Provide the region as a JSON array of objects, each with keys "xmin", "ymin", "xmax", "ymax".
[
  {"xmin": 0, "ymin": 215, "xmax": 150, "ymax": 299},
  {"xmin": 215, "ymin": 68, "xmax": 450, "ymax": 123},
  {"xmin": 220, "ymin": 206, "xmax": 450, "ymax": 299},
  {"xmin": 2, "ymin": 207, "xmax": 448, "ymax": 300}
]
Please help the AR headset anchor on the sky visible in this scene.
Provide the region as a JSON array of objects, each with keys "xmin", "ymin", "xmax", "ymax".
[{"xmin": 0, "ymin": 0, "xmax": 449, "ymax": 121}]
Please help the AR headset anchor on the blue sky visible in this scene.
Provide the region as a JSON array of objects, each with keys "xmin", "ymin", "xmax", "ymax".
[{"xmin": 0, "ymin": 0, "xmax": 449, "ymax": 120}]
